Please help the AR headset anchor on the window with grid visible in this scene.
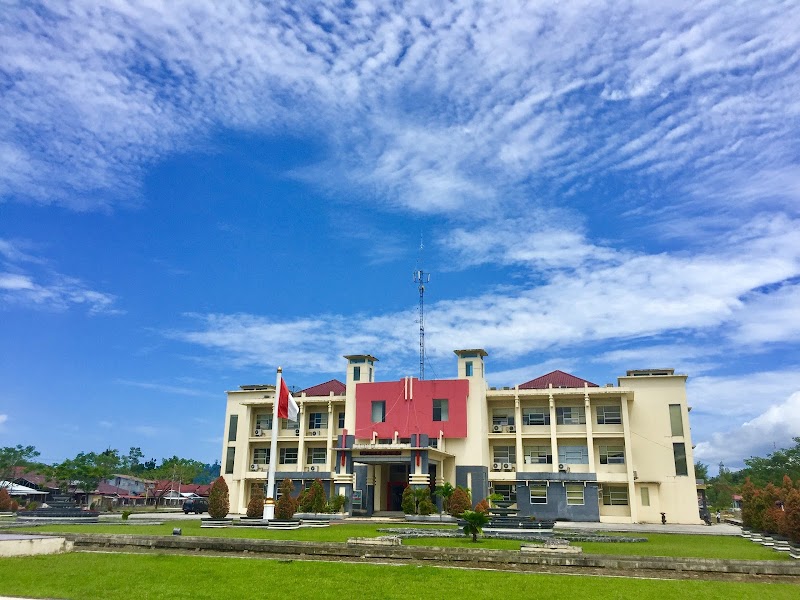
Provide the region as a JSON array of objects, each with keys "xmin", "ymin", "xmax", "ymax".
[
  {"xmin": 523, "ymin": 445, "xmax": 552, "ymax": 464},
  {"xmin": 557, "ymin": 445, "xmax": 589, "ymax": 464},
  {"xmin": 353, "ymin": 366, "xmax": 361, "ymax": 381},
  {"xmin": 252, "ymin": 448, "xmax": 270, "ymax": 465},
  {"xmin": 255, "ymin": 413, "xmax": 273, "ymax": 431},
  {"xmin": 372, "ymin": 401, "xmax": 386, "ymax": 423},
  {"xmin": 556, "ymin": 406, "xmax": 586, "ymax": 425},
  {"xmin": 522, "ymin": 407, "xmax": 550, "ymax": 426},
  {"xmin": 279, "ymin": 447, "xmax": 298, "ymax": 464},
  {"xmin": 599, "ymin": 445, "xmax": 625, "ymax": 464},
  {"xmin": 492, "ymin": 412, "xmax": 515, "ymax": 427},
  {"xmin": 432, "ymin": 399, "xmax": 449, "ymax": 422},
  {"xmin": 596, "ymin": 405, "xmax": 621, "ymax": 425},
  {"xmin": 530, "ymin": 483, "xmax": 547, "ymax": 504},
  {"xmin": 308, "ymin": 412, "xmax": 328, "ymax": 429},
  {"xmin": 492, "ymin": 446, "xmax": 516, "ymax": 464},
  {"xmin": 338, "ymin": 412, "xmax": 345, "ymax": 428},
  {"xmin": 493, "ymin": 484, "xmax": 515, "ymax": 503},
  {"xmin": 602, "ymin": 486, "xmax": 628, "ymax": 505},
  {"xmin": 566, "ymin": 484, "xmax": 584, "ymax": 505},
  {"xmin": 306, "ymin": 447, "xmax": 326, "ymax": 464}
]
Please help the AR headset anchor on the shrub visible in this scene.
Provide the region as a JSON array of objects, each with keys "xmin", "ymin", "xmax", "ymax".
[
  {"xmin": 310, "ymin": 479, "xmax": 327, "ymax": 513},
  {"xmin": 401, "ymin": 486, "xmax": 416, "ymax": 514},
  {"xmin": 781, "ymin": 486, "xmax": 800, "ymax": 543},
  {"xmin": 434, "ymin": 482, "xmax": 455, "ymax": 513},
  {"xmin": 326, "ymin": 494, "xmax": 347, "ymax": 513},
  {"xmin": 474, "ymin": 499, "xmax": 490, "ymax": 514},
  {"xmin": 0, "ymin": 488, "xmax": 12, "ymax": 511},
  {"xmin": 10, "ymin": 500, "xmax": 19, "ymax": 512},
  {"xmin": 247, "ymin": 487, "xmax": 265, "ymax": 518},
  {"xmin": 274, "ymin": 478, "xmax": 297, "ymax": 519},
  {"xmin": 462, "ymin": 509, "xmax": 490, "ymax": 542},
  {"xmin": 449, "ymin": 487, "xmax": 471, "ymax": 517},
  {"xmin": 121, "ymin": 510, "xmax": 132, "ymax": 521},
  {"xmin": 26, "ymin": 501, "xmax": 39, "ymax": 511},
  {"xmin": 741, "ymin": 478, "xmax": 766, "ymax": 530},
  {"xmin": 208, "ymin": 476, "xmax": 230, "ymax": 520}
]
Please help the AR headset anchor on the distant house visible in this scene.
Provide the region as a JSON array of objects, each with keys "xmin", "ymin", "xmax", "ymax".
[
  {"xmin": 732, "ymin": 494, "xmax": 742, "ymax": 510},
  {"xmin": 0, "ymin": 481, "xmax": 49, "ymax": 504},
  {"xmin": 150, "ymin": 480, "xmax": 210, "ymax": 507}
]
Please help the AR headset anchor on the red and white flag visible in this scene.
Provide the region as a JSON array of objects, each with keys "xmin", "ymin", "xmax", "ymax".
[{"xmin": 277, "ymin": 376, "xmax": 299, "ymax": 421}]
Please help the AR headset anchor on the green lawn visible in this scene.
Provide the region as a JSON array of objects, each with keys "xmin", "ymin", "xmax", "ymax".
[
  {"xmin": 4, "ymin": 520, "xmax": 788, "ymax": 560},
  {"xmin": 0, "ymin": 553, "xmax": 797, "ymax": 600}
]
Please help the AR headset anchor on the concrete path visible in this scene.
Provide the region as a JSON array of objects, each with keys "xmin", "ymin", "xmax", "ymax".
[{"xmin": 555, "ymin": 521, "xmax": 742, "ymax": 535}]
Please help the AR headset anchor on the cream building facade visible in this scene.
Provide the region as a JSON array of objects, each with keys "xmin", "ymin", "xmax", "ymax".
[{"xmin": 220, "ymin": 350, "xmax": 702, "ymax": 524}]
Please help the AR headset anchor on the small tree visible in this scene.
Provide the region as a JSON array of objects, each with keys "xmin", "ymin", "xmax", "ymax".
[
  {"xmin": 401, "ymin": 485, "xmax": 416, "ymax": 514},
  {"xmin": 434, "ymin": 482, "xmax": 455, "ymax": 513},
  {"xmin": 449, "ymin": 486, "xmax": 471, "ymax": 517},
  {"xmin": 462, "ymin": 509, "xmax": 490, "ymax": 542},
  {"xmin": 474, "ymin": 498, "xmax": 490, "ymax": 514},
  {"xmin": 275, "ymin": 478, "xmax": 297, "ymax": 519},
  {"xmin": 246, "ymin": 487, "xmax": 265, "ymax": 518},
  {"xmin": 0, "ymin": 487, "xmax": 11, "ymax": 511},
  {"xmin": 207, "ymin": 476, "xmax": 230, "ymax": 520},
  {"xmin": 310, "ymin": 478, "xmax": 327, "ymax": 513},
  {"xmin": 416, "ymin": 487, "xmax": 436, "ymax": 515}
]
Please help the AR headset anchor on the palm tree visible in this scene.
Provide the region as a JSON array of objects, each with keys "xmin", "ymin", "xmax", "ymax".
[
  {"xmin": 434, "ymin": 482, "xmax": 455, "ymax": 513},
  {"xmin": 461, "ymin": 509, "xmax": 490, "ymax": 542}
]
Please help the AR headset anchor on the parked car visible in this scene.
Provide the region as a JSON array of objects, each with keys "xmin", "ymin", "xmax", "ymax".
[{"xmin": 183, "ymin": 498, "xmax": 208, "ymax": 514}]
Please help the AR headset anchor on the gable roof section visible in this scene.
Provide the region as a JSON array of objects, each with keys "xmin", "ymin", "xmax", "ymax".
[
  {"xmin": 300, "ymin": 379, "xmax": 346, "ymax": 396},
  {"xmin": 519, "ymin": 370, "xmax": 599, "ymax": 389}
]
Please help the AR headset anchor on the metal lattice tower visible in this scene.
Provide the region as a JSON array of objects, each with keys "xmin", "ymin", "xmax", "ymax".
[{"xmin": 413, "ymin": 243, "xmax": 430, "ymax": 380}]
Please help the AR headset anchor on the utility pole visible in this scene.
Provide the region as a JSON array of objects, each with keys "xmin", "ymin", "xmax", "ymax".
[{"xmin": 413, "ymin": 237, "xmax": 430, "ymax": 380}]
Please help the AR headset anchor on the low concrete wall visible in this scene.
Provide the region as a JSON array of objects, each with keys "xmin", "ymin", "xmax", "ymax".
[
  {"xmin": 0, "ymin": 536, "xmax": 73, "ymax": 557},
  {"xmin": 62, "ymin": 533, "xmax": 800, "ymax": 576}
]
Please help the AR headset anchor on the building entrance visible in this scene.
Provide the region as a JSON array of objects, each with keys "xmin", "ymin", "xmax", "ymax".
[{"xmin": 386, "ymin": 464, "xmax": 409, "ymax": 511}]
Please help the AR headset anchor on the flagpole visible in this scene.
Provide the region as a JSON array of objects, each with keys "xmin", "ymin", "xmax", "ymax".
[{"xmin": 265, "ymin": 366, "xmax": 282, "ymax": 519}]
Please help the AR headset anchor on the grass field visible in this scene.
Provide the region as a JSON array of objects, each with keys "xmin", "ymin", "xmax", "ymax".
[
  {"xmin": 3, "ymin": 520, "xmax": 788, "ymax": 560},
  {"xmin": 0, "ymin": 552, "xmax": 797, "ymax": 600}
]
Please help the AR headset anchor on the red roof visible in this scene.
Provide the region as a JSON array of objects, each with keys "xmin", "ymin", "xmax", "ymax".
[
  {"xmin": 300, "ymin": 379, "xmax": 346, "ymax": 396},
  {"xmin": 11, "ymin": 467, "xmax": 58, "ymax": 490},
  {"xmin": 519, "ymin": 370, "xmax": 599, "ymax": 389}
]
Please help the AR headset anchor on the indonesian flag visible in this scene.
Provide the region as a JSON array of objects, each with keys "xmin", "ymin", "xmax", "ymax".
[{"xmin": 277, "ymin": 376, "xmax": 299, "ymax": 421}]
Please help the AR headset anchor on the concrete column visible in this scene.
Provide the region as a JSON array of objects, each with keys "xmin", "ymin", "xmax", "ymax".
[
  {"xmin": 548, "ymin": 389, "xmax": 558, "ymax": 473},
  {"xmin": 514, "ymin": 391, "xmax": 523, "ymax": 471},
  {"xmin": 585, "ymin": 386, "xmax": 596, "ymax": 472},
  {"xmin": 326, "ymin": 399, "xmax": 334, "ymax": 472},
  {"xmin": 297, "ymin": 402, "xmax": 306, "ymax": 471},
  {"xmin": 621, "ymin": 395, "xmax": 638, "ymax": 523}
]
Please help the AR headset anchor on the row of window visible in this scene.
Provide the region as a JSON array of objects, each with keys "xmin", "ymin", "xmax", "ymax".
[
  {"xmin": 492, "ymin": 444, "xmax": 625, "ymax": 465},
  {"xmin": 493, "ymin": 483, "xmax": 632, "ymax": 506},
  {"xmin": 493, "ymin": 405, "xmax": 623, "ymax": 428},
  {"xmin": 252, "ymin": 447, "xmax": 328, "ymax": 465},
  {"xmin": 252, "ymin": 412, "xmax": 347, "ymax": 433},
  {"xmin": 371, "ymin": 399, "xmax": 450, "ymax": 423}
]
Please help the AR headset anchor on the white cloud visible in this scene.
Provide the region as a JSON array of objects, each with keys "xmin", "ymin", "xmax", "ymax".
[
  {"xmin": 0, "ymin": 414, "xmax": 8, "ymax": 426},
  {"xmin": 115, "ymin": 379, "xmax": 217, "ymax": 399}
]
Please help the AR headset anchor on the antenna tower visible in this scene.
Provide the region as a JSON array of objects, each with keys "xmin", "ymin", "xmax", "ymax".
[{"xmin": 413, "ymin": 239, "xmax": 430, "ymax": 380}]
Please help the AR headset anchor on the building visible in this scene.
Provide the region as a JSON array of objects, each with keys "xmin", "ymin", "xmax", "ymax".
[{"xmin": 220, "ymin": 350, "xmax": 703, "ymax": 524}]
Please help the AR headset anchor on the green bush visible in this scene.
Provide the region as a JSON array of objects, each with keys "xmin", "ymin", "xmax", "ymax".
[
  {"xmin": 310, "ymin": 479, "xmax": 327, "ymax": 513},
  {"xmin": 401, "ymin": 485, "xmax": 416, "ymax": 514},
  {"xmin": 326, "ymin": 494, "xmax": 347, "ymax": 513},
  {"xmin": 0, "ymin": 488, "xmax": 11, "ymax": 511},
  {"xmin": 274, "ymin": 478, "xmax": 297, "ymax": 519},
  {"xmin": 246, "ymin": 487, "xmax": 265, "ymax": 518},
  {"xmin": 208, "ymin": 476, "xmax": 230, "ymax": 520},
  {"xmin": 121, "ymin": 510, "xmax": 132, "ymax": 521},
  {"xmin": 25, "ymin": 501, "xmax": 40, "ymax": 511}
]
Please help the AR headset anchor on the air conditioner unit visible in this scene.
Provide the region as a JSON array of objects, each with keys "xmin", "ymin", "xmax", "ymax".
[
  {"xmin": 507, "ymin": 425, "xmax": 516, "ymax": 433},
  {"xmin": 558, "ymin": 463, "xmax": 566, "ymax": 471},
  {"xmin": 633, "ymin": 470, "xmax": 639, "ymax": 480},
  {"xmin": 309, "ymin": 465, "xmax": 318, "ymax": 472},
  {"xmin": 492, "ymin": 462, "xmax": 502, "ymax": 470},
  {"xmin": 492, "ymin": 425, "xmax": 502, "ymax": 433},
  {"xmin": 294, "ymin": 429, "xmax": 300, "ymax": 436},
  {"xmin": 250, "ymin": 464, "xmax": 257, "ymax": 471},
  {"xmin": 254, "ymin": 428, "xmax": 262, "ymax": 436},
  {"xmin": 312, "ymin": 430, "xmax": 319, "ymax": 436},
  {"xmin": 503, "ymin": 462, "xmax": 513, "ymax": 471}
]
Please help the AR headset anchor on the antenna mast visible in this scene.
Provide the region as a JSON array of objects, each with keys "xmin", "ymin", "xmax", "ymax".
[{"xmin": 413, "ymin": 238, "xmax": 430, "ymax": 380}]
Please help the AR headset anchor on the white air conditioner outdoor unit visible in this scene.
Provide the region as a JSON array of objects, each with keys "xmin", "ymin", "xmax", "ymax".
[
  {"xmin": 312, "ymin": 430, "xmax": 319, "ymax": 436},
  {"xmin": 295, "ymin": 429, "xmax": 300, "ymax": 436},
  {"xmin": 633, "ymin": 470, "xmax": 639, "ymax": 480},
  {"xmin": 507, "ymin": 425, "xmax": 516, "ymax": 433},
  {"xmin": 558, "ymin": 463, "xmax": 566, "ymax": 471},
  {"xmin": 492, "ymin": 425, "xmax": 502, "ymax": 433},
  {"xmin": 309, "ymin": 465, "xmax": 318, "ymax": 472},
  {"xmin": 492, "ymin": 462, "xmax": 502, "ymax": 470},
  {"xmin": 250, "ymin": 464, "xmax": 258, "ymax": 471},
  {"xmin": 254, "ymin": 429, "xmax": 262, "ymax": 436},
  {"xmin": 502, "ymin": 462, "xmax": 513, "ymax": 471}
]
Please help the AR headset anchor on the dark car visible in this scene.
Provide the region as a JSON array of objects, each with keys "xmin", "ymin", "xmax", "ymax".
[{"xmin": 183, "ymin": 497, "xmax": 208, "ymax": 514}]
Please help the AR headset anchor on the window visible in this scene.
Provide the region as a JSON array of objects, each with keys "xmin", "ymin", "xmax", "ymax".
[
  {"xmin": 308, "ymin": 412, "xmax": 328, "ymax": 429},
  {"xmin": 492, "ymin": 446, "xmax": 516, "ymax": 464},
  {"xmin": 493, "ymin": 484, "xmax": 515, "ymax": 503},
  {"xmin": 306, "ymin": 447, "xmax": 326, "ymax": 464},
  {"xmin": 369, "ymin": 367, "xmax": 373, "ymax": 382},
  {"xmin": 282, "ymin": 418, "xmax": 299, "ymax": 430},
  {"xmin": 225, "ymin": 447, "xmax": 235, "ymax": 474},
  {"xmin": 523, "ymin": 445, "xmax": 552, "ymax": 464},
  {"xmin": 279, "ymin": 447, "xmax": 298, "ymax": 465},
  {"xmin": 673, "ymin": 442, "xmax": 688, "ymax": 476},
  {"xmin": 492, "ymin": 412, "xmax": 515, "ymax": 427},
  {"xmin": 522, "ymin": 407, "xmax": 550, "ymax": 426},
  {"xmin": 433, "ymin": 399, "xmax": 449, "ymax": 422},
  {"xmin": 255, "ymin": 413, "xmax": 272, "ymax": 431},
  {"xmin": 669, "ymin": 404, "xmax": 684, "ymax": 436},
  {"xmin": 353, "ymin": 366, "xmax": 361, "ymax": 381},
  {"xmin": 252, "ymin": 448, "xmax": 270, "ymax": 465},
  {"xmin": 566, "ymin": 484, "xmax": 584, "ymax": 505},
  {"xmin": 599, "ymin": 445, "xmax": 625, "ymax": 465},
  {"xmin": 338, "ymin": 412, "xmax": 345, "ymax": 429},
  {"xmin": 465, "ymin": 361, "xmax": 473, "ymax": 376},
  {"xmin": 557, "ymin": 445, "xmax": 589, "ymax": 464},
  {"xmin": 530, "ymin": 483, "xmax": 547, "ymax": 504},
  {"xmin": 596, "ymin": 405, "xmax": 621, "ymax": 425},
  {"xmin": 556, "ymin": 406, "xmax": 586, "ymax": 425},
  {"xmin": 602, "ymin": 486, "xmax": 629, "ymax": 506},
  {"xmin": 641, "ymin": 487, "xmax": 650, "ymax": 507},
  {"xmin": 228, "ymin": 415, "xmax": 238, "ymax": 442},
  {"xmin": 372, "ymin": 400, "xmax": 386, "ymax": 423}
]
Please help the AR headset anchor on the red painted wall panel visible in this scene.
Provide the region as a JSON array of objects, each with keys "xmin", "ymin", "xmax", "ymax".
[{"xmin": 354, "ymin": 378, "xmax": 469, "ymax": 439}]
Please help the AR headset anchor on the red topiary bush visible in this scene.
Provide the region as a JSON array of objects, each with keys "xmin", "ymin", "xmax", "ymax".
[
  {"xmin": 208, "ymin": 476, "xmax": 230, "ymax": 520},
  {"xmin": 275, "ymin": 478, "xmax": 297, "ymax": 519},
  {"xmin": 246, "ymin": 486, "xmax": 265, "ymax": 518},
  {"xmin": 449, "ymin": 487, "xmax": 471, "ymax": 517},
  {"xmin": 781, "ymin": 486, "xmax": 800, "ymax": 543},
  {"xmin": 474, "ymin": 498, "xmax": 490, "ymax": 514},
  {"xmin": 10, "ymin": 500, "xmax": 19, "ymax": 512},
  {"xmin": 0, "ymin": 488, "xmax": 12, "ymax": 511}
]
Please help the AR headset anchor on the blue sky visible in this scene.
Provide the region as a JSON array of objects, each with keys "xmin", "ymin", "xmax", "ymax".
[{"xmin": 2, "ymin": 1, "xmax": 800, "ymax": 472}]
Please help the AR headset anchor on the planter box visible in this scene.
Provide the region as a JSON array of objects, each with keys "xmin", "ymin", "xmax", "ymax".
[
  {"xmin": 406, "ymin": 514, "xmax": 458, "ymax": 523},
  {"xmin": 201, "ymin": 518, "xmax": 233, "ymax": 528}
]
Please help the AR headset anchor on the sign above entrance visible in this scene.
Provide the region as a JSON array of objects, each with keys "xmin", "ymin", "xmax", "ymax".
[{"xmin": 358, "ymin": 450, "xmax": 403, "ymax": 456}]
